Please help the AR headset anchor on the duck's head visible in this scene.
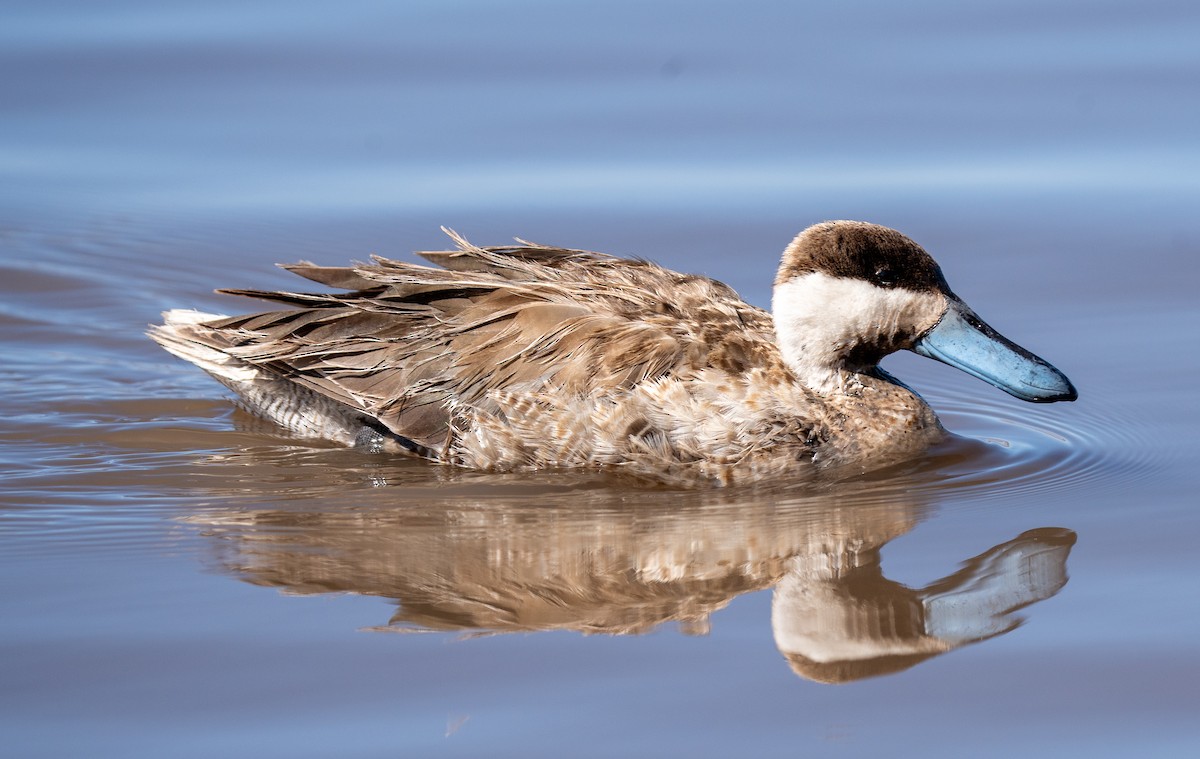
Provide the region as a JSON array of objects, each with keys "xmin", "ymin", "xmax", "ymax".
[{"xmin": 771, "ymin": 220, "xmax": 1077, "ymax": 402}]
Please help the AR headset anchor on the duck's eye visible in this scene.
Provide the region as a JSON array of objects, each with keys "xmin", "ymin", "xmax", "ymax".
[{"xmin": 874, "ymin": 267, "xmax": 896, "ymax": 287}]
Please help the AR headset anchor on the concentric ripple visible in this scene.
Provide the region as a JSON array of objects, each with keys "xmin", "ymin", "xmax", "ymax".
[{"xmin": 897, "ymin": 375, "xmax": 1161, "ymax": 503}]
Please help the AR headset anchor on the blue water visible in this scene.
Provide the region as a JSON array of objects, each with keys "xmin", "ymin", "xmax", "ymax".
[{"xmin": 3, "ymin": 1, "xmax": 1200, "ymax": 757}]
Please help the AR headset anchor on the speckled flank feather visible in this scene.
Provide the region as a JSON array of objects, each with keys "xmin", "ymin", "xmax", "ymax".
[
  {"xmin": 150, "ymin": 224, "xmax": 970, "ymax": 485},
  {"xmin": 445, "ymin": 369, "xmax": 830, "ymax": 485}
]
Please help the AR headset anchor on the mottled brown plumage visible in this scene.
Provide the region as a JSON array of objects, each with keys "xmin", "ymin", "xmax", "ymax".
[{"xmin": 151, "ymin": 222, "xmax": 1075, "ymax": 485}]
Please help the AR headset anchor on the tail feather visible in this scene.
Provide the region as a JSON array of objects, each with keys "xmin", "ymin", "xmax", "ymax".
[
  {"xmin": 149, "ymin": 310, "xmax": 259, "ymax": 384},
  {"xmin": 149, "ymin": 310, "xmax": 384, "ymax": 450}
]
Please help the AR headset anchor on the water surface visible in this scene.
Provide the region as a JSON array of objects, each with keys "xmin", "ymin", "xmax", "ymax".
[{"xmin": 3, "ymin": 1, "xmax": 1199, "ymax": 757}]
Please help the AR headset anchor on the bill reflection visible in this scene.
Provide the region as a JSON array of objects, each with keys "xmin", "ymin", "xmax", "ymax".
[{"xmin": 773, "ymin": 527, "xmax": 1074, "ymax": 683}]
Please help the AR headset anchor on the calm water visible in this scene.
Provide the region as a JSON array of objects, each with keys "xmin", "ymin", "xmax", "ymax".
[{"xmin": 3, "ymin": 1, "xmax": 1199, "ymax": 756}]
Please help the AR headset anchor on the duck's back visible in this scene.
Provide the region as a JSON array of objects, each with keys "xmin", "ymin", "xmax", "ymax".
[{"xmin": 151, "ymin": 235, "xmax": 809, "ymax": 480}]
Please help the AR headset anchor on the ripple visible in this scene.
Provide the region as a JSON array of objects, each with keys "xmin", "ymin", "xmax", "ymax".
[{"xmin": 900, "ymin": 375, "xmax": 1161, "ymax": 504}]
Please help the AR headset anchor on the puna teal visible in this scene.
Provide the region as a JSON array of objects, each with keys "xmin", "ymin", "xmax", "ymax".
[{"xmin": 150, "ymin": 221, "xmax": 1076, "ymax": 485}]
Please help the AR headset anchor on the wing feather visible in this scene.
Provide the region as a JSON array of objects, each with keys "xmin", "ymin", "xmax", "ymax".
[{"xmin": 159, "ymin": 233, "xmax": 787, "ymax": 452}]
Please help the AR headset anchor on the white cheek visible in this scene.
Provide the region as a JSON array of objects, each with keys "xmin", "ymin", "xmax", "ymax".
[{"xmin": 772, "ymin": 273, "xmax": 946, "ymax": 386}]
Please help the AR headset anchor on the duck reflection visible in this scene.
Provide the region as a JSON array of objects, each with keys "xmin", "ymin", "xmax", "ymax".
[{"xmin": 188, "ymin": 473, "xmax": 1074, "ymax": 684}]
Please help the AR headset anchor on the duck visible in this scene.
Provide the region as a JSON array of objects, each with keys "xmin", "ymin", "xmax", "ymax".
[{"xmin": 150, "ymin": 221, "xmax": 1076, "ymax": 485}]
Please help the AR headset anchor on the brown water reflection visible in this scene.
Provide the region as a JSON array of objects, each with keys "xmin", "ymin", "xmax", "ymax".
[{"xmin": 186, "ymin": 477, "xmax": 1074, "ymax": 684}]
